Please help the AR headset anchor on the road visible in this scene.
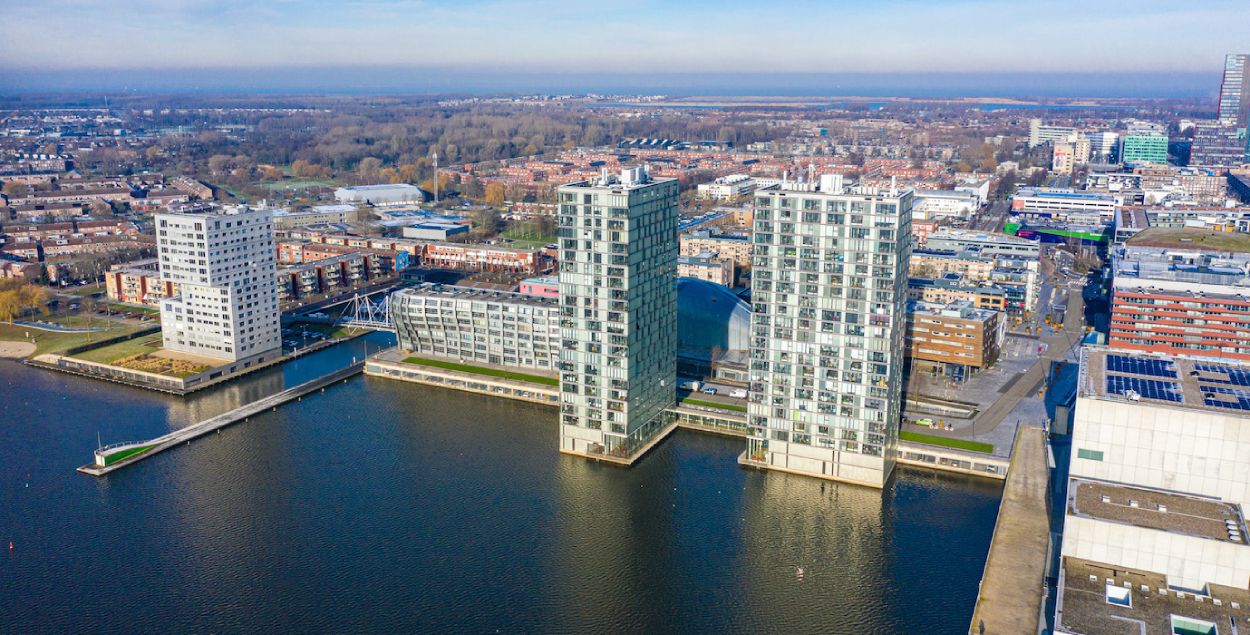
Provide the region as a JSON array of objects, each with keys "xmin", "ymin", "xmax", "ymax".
[{"xmin": 963, "ymin": 282, "xmax": 1085, "ymax": 437}]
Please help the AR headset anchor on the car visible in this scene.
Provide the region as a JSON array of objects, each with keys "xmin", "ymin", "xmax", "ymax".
[
  {"xmin": 701, "ymin": 387, "xmax": 717, "ymax": 395},
  {"xmin": 729, "ymin": 388, "xmax": 748, "ymax": 399}
]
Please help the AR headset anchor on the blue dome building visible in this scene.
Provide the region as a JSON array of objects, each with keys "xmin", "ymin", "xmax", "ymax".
[{"xmin": 676, "ymin": 277, "xmax": 750, "ymax": 361}]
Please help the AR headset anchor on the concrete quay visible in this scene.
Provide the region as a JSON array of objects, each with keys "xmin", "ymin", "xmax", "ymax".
[
  {"xmin": 967, "ymin": 425, "xmax": 1051, "ymax": 635},
  {"xmin": 77, "ymin": 362, "xmax": 364, "ymax": 476}
]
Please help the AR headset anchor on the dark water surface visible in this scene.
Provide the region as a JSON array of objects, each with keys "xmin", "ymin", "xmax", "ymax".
[{"xmin": 1, "ymin": 335, "xmax": 1001, "ymax": 634}]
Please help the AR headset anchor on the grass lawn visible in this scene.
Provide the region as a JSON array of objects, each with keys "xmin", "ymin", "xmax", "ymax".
[
  {"xmin": 899, "ymin": 430, "xmax": 994, "ymax": 454},
  {"xmin": 71, "ymin": 336, "xmax": 163, "ymax": 364},
  {"xmin": 679, "ymin": 397, "xmax": 748, "ymax": 413},
  {"xmin": 501, "ymin": 227, "xmax": 557, "ymax": 249},
  {"xmin": 258, "ymin": 178, "xmax": 336, "ymax": 191},
  {"xmin": 402, "ymin": 356, "xmax": 559, "ymax": 386},
  {"xmin": 0, "ymin": 321, "xmax": 144, "ymax": 357},
  {"xmin": 101, "ymin": 303, "xmax": 159, "ymax": 316},
  {"xmin": 299, "ymin": 323, "xmax": 353, "ymax": 339},
  {"xmin": 104, "ymin": 444, "xmax": 155, "ymax": 465}
]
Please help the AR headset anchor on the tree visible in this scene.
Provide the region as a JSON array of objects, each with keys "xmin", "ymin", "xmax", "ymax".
[
  {"xmin": 484, "ymin": 182, "xmax": 506, "ymax": 207},
  {"xmin": 357, "ymin": 157, "xmax": 383, "ymax": 183},
  {"xmin": 471, "ymin": 208, "xmax": 502, "ymax": 238}
]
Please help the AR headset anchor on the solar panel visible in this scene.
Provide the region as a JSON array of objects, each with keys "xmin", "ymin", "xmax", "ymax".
[
  {"xmin": 1106, "ymin": 354, "xmax": 1178, "ymax": 378},
  {"xmin": 1194, "ymin": 363, "xmax": 1250, "ymax": 387},
  {"xmin": 1106, "ymin": 375, "xmax": 1184, "ymax": 403},
  {"xmin": 1200, "ymin": 385, "xmax": 1250, "ymax": 411}
]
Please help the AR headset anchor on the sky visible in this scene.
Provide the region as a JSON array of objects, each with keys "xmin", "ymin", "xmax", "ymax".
[{"xmin": 1, "ymin": 0, "xmax": 1247, "ymax": 95}]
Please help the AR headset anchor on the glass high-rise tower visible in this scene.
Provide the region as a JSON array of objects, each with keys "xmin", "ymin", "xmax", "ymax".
[
  {"xmin": 744, "ymin": 176, "xmax": 912, "ymax": 487},
  {"xmin": 1217, "ymin": 53, "xmax": 1249, "ymax": 129},
  {"xmin": 556, "ymin": 167, "xmax": 679, "ymax": 462}
]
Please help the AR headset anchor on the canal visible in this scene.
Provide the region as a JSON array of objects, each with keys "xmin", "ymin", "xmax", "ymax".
[{"xmin": 1, "ymin": 332, "xmax": 1002, "ymax": 633}]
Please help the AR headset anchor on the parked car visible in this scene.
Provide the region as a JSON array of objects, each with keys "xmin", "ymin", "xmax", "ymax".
[
  {"xmin": 729, "ymin": 388, "xmax": 748, "ymax": 399},
  {"xmin": 702, "ymin": 387, "xmax": 717, "ymax": 395}
]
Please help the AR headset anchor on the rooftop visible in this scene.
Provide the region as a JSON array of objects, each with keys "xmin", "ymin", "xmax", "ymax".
[
  {"xmin": 1069, "ymin": 479, "xmax": 1246, "ymax": 543},
  {"xmin": 394, "ymin": 283, "xmax": 557, "ymax": 308},
  {"xmin": 1126, "ymin": 226, "xmax": 1250, "ymax": 253},
  {"xmin": 1080, "ymin": 347, "xmax": 1250, "ymax": 415},
  {"xmin": 1056, "ymin": 557, "xmax": 1250, "ymax": 635},
  {"xmin": 336, "ymin": 184, "xmax": 420, "ymax": 192}
]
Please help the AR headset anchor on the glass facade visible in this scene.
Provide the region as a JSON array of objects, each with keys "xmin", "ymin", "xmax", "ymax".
[
  {"xmin": 746, "ymin": 183, "xmax": 912, "ymax": 487},
  {"xmin": 556, "ymin": 168, "xmax": 679, "ymax": 459},
  {"xmin": 391, "ymin": 284, "xmax": 560, "ymax": 372}
]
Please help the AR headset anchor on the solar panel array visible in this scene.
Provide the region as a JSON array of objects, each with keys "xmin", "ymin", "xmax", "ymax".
[
  {"xmin": 1200, "ymin": 385, "xmax": 1250, "ymax": 411},
  {"xmin": 1106, "ymin": 375, "xmax": 1184, "ymax": 403},
  {"xmin": 1106, "ymin": 355, "xmax": 1178, "ymax": 378},
  {"xmin": 1194, "ymin": 363, "xmax": 1250, "ymax": 387}
]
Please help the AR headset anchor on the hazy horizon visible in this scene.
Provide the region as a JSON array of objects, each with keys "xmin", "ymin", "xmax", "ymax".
[{"xmin": 0, "ymin": 68, "xmax": 1224, "ymax": 100}]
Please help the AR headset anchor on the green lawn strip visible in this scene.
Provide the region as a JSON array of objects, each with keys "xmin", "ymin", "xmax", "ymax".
[
  {"xmin": 402, "ymin": 356, "xmax": 559, "ymax": 386},
  {"xmin": 501, "ymin": 228, "xmax": 557, "ymax": 249},
  {"xmin": 71, "ymin": 337, "xmax": 163, "ymax": 364},
  {"xmin": 680, "ymin": 398, "xmax": 748, "ymax": 413},
  {"xmin": 899, "ymin": 430, "xmax": 994, "ymax": 454},
  {"xmin": 0, "ymin": 321, "xmax": 141, "ymax": 357},
  {"xmin": 104, "ymin": 444, "xmax": 155, "ymax": 465}
]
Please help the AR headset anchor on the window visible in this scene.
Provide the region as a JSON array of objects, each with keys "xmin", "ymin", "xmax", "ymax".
[{"xmin": 1077, "ymin": 448, "xmax": 1104, "ymax": 461}]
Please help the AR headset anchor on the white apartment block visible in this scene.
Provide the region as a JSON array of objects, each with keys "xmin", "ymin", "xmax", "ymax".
[
  {"xmin": 1028, "ymin": 119, "xmax": 1078, "ymax": 148},
  {"xmin": 557, "ymin": 167, "xmax": 679, "ymax": 460},
  {"xmin": 744, "ymin": 175, "xmax": 912, "ymax": 487},
  {"xmin": 697, "ymin": 174, "xmax": 756, "ymax": 200},
  {"xmin": 156, "ymin": 205, "xmax": 281, "ymax": 363}
]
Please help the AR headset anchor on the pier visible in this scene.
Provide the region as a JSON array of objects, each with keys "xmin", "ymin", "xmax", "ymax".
[{"xmin": 77, "ymin": 362, "xmax": 365, "ymax": 476}]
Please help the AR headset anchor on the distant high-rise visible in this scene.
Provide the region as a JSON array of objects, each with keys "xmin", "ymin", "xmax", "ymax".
[
  {"xmin": 1120, "ymin": 133, "xmax": 1169, "ymax": 166},
  {"xmin": 556, "ymin": 167, "xmax": 679, "ymax": 461},
  {"xmin": 1193, "ymin": 54, "xmax": 1250, "ymax": 166},
  {"xmin": 744, "ymin": 176, "xmax": 912, "ymax": 487},
  {"xmin": 1217, "ymin": 53, "xmax": 1249, "ymax": 129}
]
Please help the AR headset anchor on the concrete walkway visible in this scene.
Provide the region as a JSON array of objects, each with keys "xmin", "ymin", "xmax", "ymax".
[
  {"xmin": 78, "ymin": 362, "xmax": 364, "ymax": 476},
  {"xmin": 967, "ymin": 425, "xmax": 1051, "ymax": 635}
]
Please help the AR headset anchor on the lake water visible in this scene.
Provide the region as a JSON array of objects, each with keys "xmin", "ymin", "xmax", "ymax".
[{"xmin": 0, "ymin": 334, "xmax": 1002, "ymax": 633}]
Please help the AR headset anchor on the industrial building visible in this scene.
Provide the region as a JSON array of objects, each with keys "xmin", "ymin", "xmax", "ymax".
[
  {"xmin": 333, "ymin": 184, "xmax": 424, "ymax": 206},
  {"xmin": 1053, "ymin": 347, "xmax": 1250, "ymax": 635}
]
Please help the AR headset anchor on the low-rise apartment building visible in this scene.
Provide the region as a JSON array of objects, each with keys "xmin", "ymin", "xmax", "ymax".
[
  {"xmin": 391, "ymin": 283, "xmax": 560, "ymax": 372},
  {"xmin": 906, "ymin": 300, "xmax": 1004, "ymax": 374},
  {"xmin": 677, "ymin": 252, "xmax": 734, "ymax": 287}
]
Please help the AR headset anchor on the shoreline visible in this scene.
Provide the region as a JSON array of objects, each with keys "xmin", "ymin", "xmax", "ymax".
[{"xmin": 0, "ymin": 340, "xmax": 36, "ymax": 358}]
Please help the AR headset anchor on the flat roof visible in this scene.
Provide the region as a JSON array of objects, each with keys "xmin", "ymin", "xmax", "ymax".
[
  {"xmin": 1069, "ymin": 478, "xmax": 1246, "ymax": 543},
  {"xmin": 1080, "ymin": 347, "xmax": 1250, "ymax": 415},
  {"xmin": 1126, "ymin": 226, "xmax": 1250, "ymax": 253},
  {"xmin": 1056, "ymin": 556, "xmax": 1250, "ymax": 635},
  {"xmin": 395, "ymin": 283, "xmax": 557, "ymax": 308}
]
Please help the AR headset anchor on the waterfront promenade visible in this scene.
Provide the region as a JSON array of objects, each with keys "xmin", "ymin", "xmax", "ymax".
[
  {"xmin": 967, "ymin": 425, "xmax": 1051, "ymax": 634},
  {"xmin": 77, "ymin": 361, "xmax": 364, "ymax": 476}
]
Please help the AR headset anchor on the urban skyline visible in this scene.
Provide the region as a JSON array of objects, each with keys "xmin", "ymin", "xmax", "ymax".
[{"xmin": 3, "ymin": 5, "xmax": 1250, "ymax": 628}]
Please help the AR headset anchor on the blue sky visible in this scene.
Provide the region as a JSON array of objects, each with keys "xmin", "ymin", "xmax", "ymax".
[{"xmin": 2, "ymin": 0, "xmax": 1247, "ymax": 73}]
